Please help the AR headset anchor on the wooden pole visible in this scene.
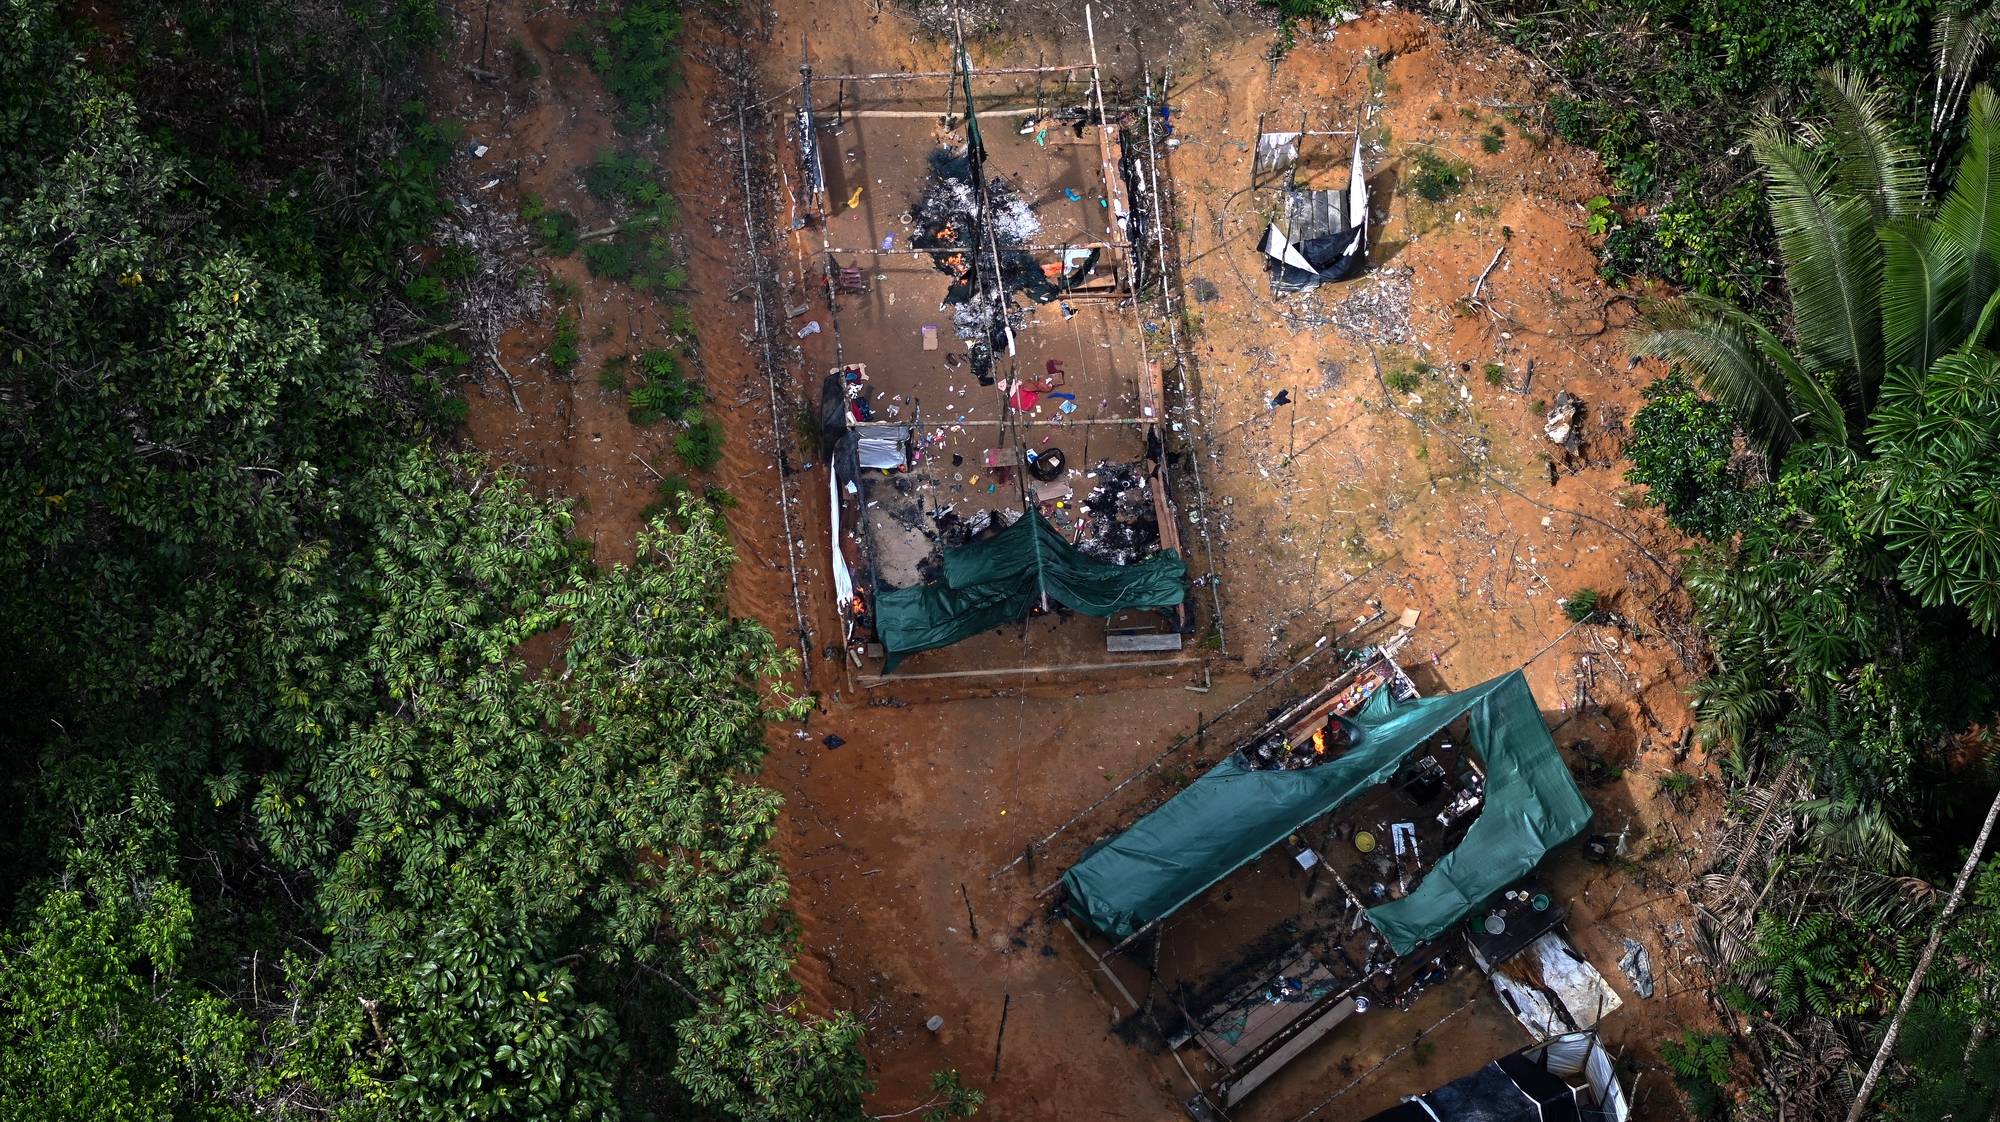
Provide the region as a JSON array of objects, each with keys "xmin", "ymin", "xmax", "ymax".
[{"xmin": 1846, "ymin": 785, "xmax": 2000, "ymax": 1122}]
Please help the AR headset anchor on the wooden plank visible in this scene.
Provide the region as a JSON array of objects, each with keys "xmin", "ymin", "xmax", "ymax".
[
  {"xmin": 1220, "ymin": 997, "xmax": 1360, "ymax": 1108},
  {"xmin": 1059, "ymin": 917, "xmax": 1142, "ymax": 1014},
  {"xmin": 1107, "ymin": 633, "xmax": 1184, "ymax": 653},
  {"xmin": 853, "ymin": 655, "xmax": 1204, "ymax": 687}
]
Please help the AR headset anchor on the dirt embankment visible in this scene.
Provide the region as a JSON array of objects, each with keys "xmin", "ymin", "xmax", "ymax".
[{"xmin": 429, "ymin": 1, "xmax": 1725, "ymax": 1119}]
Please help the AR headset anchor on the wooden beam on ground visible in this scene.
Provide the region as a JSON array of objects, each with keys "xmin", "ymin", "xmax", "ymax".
[
  {"xmin": 809, "ymin": 63, "xmax": 1098, "ymax": 81},
  {"xmin": 1060, "ymin": 917, "xmax": 1143, "ymax": 1014},
  {"xmin": 854, "ymin": 655, "xmax": 1203, "ymax": 687}
]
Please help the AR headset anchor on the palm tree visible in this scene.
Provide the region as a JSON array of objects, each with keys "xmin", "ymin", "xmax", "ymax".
[{"xmin": 1635, "ymin": 72, "xmax": 2000, "ymax": 459}]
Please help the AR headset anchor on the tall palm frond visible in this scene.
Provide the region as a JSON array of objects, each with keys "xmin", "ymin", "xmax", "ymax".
[
  {"xmin": 1812, "ymin": 65, "xmax": 1927, "ymax": 223},
  {"xmin": 1634, "ymin": 295, "xmax": 1804, "ymax": 454},
  {"xmin": 1635, "ymin": 291, "xmax": 1850, "ymax": 451},
  {"xmin": 1880, "ymin": 222, "xmax": 1969, "ymax": 373},
  {"xmin": 1752, "ymin": 118, "xmax": 1888, "ymax": 411},
  {"xmin": 1794, "ymin": 795, "xmax": 1914, "ymax": 872},
  {"xmin": 1936, "ymin": 86, "xmax": 2000, "ymax": 342},
  {"xmin": 1933, "ymin": 4, "xmax": 2000, "ymax": 147}
]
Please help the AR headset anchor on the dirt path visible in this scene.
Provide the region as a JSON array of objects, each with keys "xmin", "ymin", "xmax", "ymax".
[{"xmin": 428, "ymin": 2, "xmax": 1724, "ymax": 1118}]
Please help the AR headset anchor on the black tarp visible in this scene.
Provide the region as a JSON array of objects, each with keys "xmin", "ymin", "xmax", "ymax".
[{"xmin": 1360, "ymin": 1056, "xmax": 1584, "ymax": 1122}]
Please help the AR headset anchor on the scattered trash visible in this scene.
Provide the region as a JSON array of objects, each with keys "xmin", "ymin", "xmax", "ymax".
[
  {"xmin": 469, "ymin": 143, "xmax": 489, "ymax": 158},
  {"xmin": 1544, "ymin": 391, "xmax": 1582, "ymax": 446},
  {"xmin": 797, "ymin": 320, "xmax": 822, "ymax": 339},
  {"xmin": 1618, "ymin": 938, "xmax": 1655, "ymax": 999}
]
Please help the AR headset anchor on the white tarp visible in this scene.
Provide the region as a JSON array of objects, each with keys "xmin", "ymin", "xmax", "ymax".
[
  {"xmin": 828, "ymin": 466, "xmax": 854, "ymax": 640},
  {"xmin": 1258, "ymin": 221, "xmax": 1317, "ymax": 274},
  {"xmin": 1492, "ymin": 931, "xmax": 1624, "ymax": 1037},
  {"xmin": 1526, "ymin": 1033, "xmax": 1631, "ymax": 1121},
  {"xmin": 856, "ymin": 433, "xmax": 905, "ymax": 470},
  {"xmin": 1344, "ymin": 132, "xmax": 1369, "ymax": 265}
]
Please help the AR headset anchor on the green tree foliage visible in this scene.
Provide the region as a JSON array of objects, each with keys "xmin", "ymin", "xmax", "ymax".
[
  {"xmin": 1863, "ymin": 346, "xmax": 2000, "ymax": 630},
  {"xmin": 0, "ymin": 790, "xmax": 259, "ymax": 1120},
  {"xmin": 1624, "ymin": 372, "xmax": 1760, "ymax": 539},
  {"xmin": 1630, "ymin": 69, "xmax": 2000, "ymax": 1115},
  {"xmin": 0, "ymin": 2, "xmax": 873, "ymax": 1118},
  {"xmin": 1494, "ymin": 0, "xmax": 1933, "ymax": 296}
]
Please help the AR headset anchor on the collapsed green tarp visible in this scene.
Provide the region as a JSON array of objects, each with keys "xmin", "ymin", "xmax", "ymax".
[
  {"xmin": 874, "ymin": 510, "xmax": 1186, "ymax": 671},
  {"xmin": 1060, "ymin": 669, "xmax": 1591, "ymax": 955}
]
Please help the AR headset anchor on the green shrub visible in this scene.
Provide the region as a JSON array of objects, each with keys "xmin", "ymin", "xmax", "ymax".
[
  {"xmin": 1410, "ymin": 151, "xmax": 1470, "ymax": 203},
  {"xmin": 583, "ymin": 0, "xmax": 686, "ymax": 131},
  {"xmin": 405, "ymin": 273, "xmax": 451, "ymax": 310},
  {"xmin": 675, "ymin": 414, "xmax": 724, "ymax": 471},
  {"xmin": 584, "ymin": 148, "xmax": 669, "ymax": 214},
  {"xmin": 1624, "ymin": 371, "xmax": 1760, "ymax": 540},
  {"xmin": 1257, "ymin": 0, "xmax": 1355, "ymax": 19},
  {"xmin": 598, "ymin": 356, "xmax": 628, "ymax": 393},
  {"xmin": 1483, "ymin": 363, "xmax": 1506, "ymax": 386},
  {"xmin": 584, "ymin": 229, "xmax": 686, "ymax": 292},
  {"xmin": 1662, "ymin": 1031, "xmax": 1731, "ymax": 1120},
  {"xmin": 521, "ymin": 193, "xmax": 580, "ymax": 256},
  {"xmin": 1563, "ymin": 587, "xmax": 1601, "ymax": 622},
  {"xmin": 626, "ymin": 350, "xmax": 702, "ymax": 425},
  {"xmin": 1480, "ymin": 124, "xmax": 1506, "ymax": 154},
  {"xmin": 507, "ymin": 38, "xmax": 541, "ymax": 80},
  {"xmin": 549, "ymin": 310, "xmax": 580, "ymax": 373}
]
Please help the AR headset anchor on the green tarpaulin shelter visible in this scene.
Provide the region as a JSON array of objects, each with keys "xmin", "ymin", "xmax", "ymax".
[
  {"xmin": 874, "ymin": 510, "xmax": 1187, "ymax": 671},
  {"xmin": 1061, "ymin": 669, "xmax": 1590, "ymax": 955}
]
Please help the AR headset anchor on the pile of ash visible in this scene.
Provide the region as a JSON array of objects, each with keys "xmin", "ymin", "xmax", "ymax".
[
  {"xmin": 1072, "ymin": 461, "xmax": 1161, "ymax": 565},
  {"xmin": 928, "ymin": 505, "xmax": 1023, "ymax": 553},
  {"xmin": 909, "ymin": 148, "xmax": 1060, "ymax": 307}
]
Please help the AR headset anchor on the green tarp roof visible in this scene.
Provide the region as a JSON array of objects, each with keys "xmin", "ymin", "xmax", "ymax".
[
  {"xmin": 1060, "ymin": 669, "xmax": 1591, "ymax": 955},
  {"xmin": 874, "ymin": 509, "xmax": 1186, "ymax": 671}
]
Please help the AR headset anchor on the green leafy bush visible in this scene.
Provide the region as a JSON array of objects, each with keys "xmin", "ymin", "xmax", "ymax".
[
  {"xmin": 584, "ymin": 148, "xmax": 671, "ymax": 214},
  {"xmin": 1563, "ymin": 587, "xmax": 1601, "ymax": 622},
  {"xmin": 1662, "ymin": 1031, "xmax": 1732, "ymax": 1120},
  {"xmin": 583, "ymin": 0, "xmax": 686, "ymax": 131},
  {"xmin": 1410, "ymin": 151, "xmax": 1470, "ymax": 202},
  {"xmin": 549, "ymin": 309, "xmax": 580, "ymax": 372},
  {"xmin": 585, "ymin": 229, "xmax": 687, "ymax": 292},
  {"xmin": 626, "ymin": 349, "xmax": 703, "ymax": 425},
  {"xmin": 1257, "ymin": 0, "xmax": 1355, "ymax": 19},
  {"xmin": 676, "ymin": 414, "xmax": 725, "ymax": 471},
  {"xmin": 521, "ymin": 193, "xmax": 581, "ymax": 256},
  {"xmin": 1624, "ymin": 371, "xmax": 1759, "ymax": 540}
]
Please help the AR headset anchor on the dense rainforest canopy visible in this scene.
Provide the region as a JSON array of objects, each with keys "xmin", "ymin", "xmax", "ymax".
[{"xmin": 0, "ymin": 0, "xmax": 872, "ymax": 1118}]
